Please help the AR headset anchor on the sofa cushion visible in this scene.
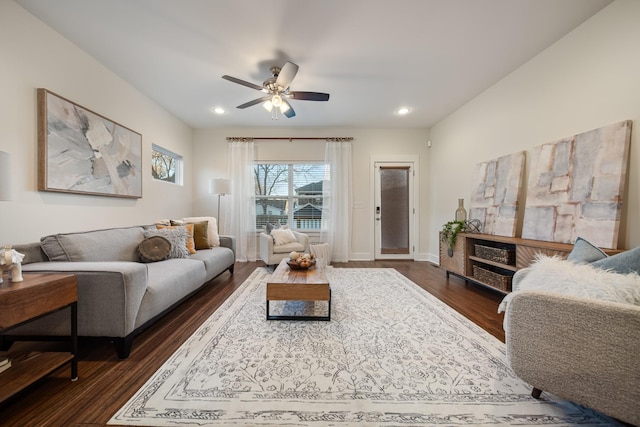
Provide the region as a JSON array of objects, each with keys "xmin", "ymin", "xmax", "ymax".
[
  {"xmin": 144, "ymin": 227, "xmax": 189, "ymax": 259},
  {"xmin": 41, "ymin": 226, "xmax": 146, "ymax": 262},
  {"xmin": 134, "ymin": 259, "xmax": 206, "ymax": 328},
  {"xmin": 566, "ymin": 237, "xmax": 608, "ymax": 264},
  {"xmin": 188, "ymin": 247, "xmax": 235, "ymax": 281},
  {"xmin": 272, "ymin": 241, "xmax": 305, "ymax": 254}
]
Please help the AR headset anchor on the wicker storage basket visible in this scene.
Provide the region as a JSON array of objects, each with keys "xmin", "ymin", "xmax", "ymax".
[
  {"xmin": 472, "ymin": 265, "xmax": 512, "ymax": 292},
  {"xmin": 474, "ymin": 244, "xmax": 515, "ymax": 265}
]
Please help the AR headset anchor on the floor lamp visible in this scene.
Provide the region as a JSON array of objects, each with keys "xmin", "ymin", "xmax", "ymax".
[
  {"xmin": 209, "ymin": 178, "xmax": 231, "ymax": 232},
  {"xmin": 0, "ymin": 151, "xmax": 11, "ymax": 201}
]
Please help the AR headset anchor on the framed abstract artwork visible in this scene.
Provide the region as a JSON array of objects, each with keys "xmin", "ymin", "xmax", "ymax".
[
  {"xmin": 37, "ymin": 89, "xmax": 142, "ymax": 198},
  {"xmin": 521, "ymin": 120, "xmax": 632, "ymax": 249}
]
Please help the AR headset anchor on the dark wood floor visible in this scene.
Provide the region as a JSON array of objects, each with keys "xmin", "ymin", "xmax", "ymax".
[{"xmin": 0, "ymin": 261, "xmax": 505, "ymax": 427}]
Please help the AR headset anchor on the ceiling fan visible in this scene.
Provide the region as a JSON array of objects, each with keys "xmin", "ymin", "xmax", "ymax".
[{"xmin": 222, "ymin": 62, "xmax": 329, "ymax": 119}]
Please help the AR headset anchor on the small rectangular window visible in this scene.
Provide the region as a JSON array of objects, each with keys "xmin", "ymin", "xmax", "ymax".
[{"xmin": 152, "ymin": 144, "xmax": 183, "ymax": 185}]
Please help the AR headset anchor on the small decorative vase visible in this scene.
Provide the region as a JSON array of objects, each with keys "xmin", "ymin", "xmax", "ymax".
[{"xmin": 455, "ymin": 198, "xmax": 467, "ymax": 222}]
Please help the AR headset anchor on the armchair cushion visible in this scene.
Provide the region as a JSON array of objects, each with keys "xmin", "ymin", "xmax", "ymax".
[{"xmin": 271, "ymin": 228, "xmax": 297, "ymax": 246}]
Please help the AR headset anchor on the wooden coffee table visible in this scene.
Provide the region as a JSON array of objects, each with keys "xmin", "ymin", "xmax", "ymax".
[{"xmin": 266, "ymin": 259, "xmax": 331, "ymax": 321}]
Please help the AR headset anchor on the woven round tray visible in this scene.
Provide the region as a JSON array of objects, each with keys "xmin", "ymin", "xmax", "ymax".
[
  {"xmin": 138, "ymin": 236, "xmax": 171, "ymax": 263},
  {"xmin": 287, "ymin": 258, "xmax": 316, "ymax": 270}
]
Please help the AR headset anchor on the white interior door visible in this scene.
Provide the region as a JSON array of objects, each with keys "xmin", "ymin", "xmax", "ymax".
[{"xmin": 374, "ymin": 162, "xmax": 415, "ymax": 259}]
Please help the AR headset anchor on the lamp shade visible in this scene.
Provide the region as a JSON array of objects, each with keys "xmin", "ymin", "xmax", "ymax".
[
  {"xmin": 209, "ymin": 178, "xmax": 231, "ymax": 195},
  {"xmin": 0, "ymin": 151, "xmax": 11, "ymax": 201}
]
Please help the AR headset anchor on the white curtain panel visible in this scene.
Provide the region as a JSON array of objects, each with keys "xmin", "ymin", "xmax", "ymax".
[
  {"xmin": 226, "ymin": 141, "xmax": 257, "ymax": 262},
  {"xmin": 320, "ymin": 141, "xmax": 352, "ymax": 262}
]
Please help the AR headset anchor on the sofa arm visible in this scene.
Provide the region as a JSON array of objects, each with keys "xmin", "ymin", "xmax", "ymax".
[
  {"xmin": 506, "ymin": 291, "xmax": 640, "ymax": 425},
  {"xmin": 20, "ymin": 262, "xmax": 148, "ymax": 338},
  {"xmin": 292, "ymin": 231, "xmax": 310, "ymax": 252},
  {"xmin": 219, "ymin": 235, "xmax": 236, "ymax": 259}
]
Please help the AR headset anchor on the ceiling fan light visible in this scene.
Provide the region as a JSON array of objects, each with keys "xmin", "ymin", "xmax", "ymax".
[
  {"xmin": 279, "ymin": 102, "xmax": 290, "ymax": 113},
  {"xmin": 263, "ymin": 100, "xmax": 273, "ymax": 112},
  {"xmin": 271, "ymin": 94, "xmax": 283, "ymax": 107}
]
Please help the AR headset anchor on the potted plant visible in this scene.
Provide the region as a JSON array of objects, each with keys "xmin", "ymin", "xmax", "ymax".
[{"xmin": 440, "ymin": 220, "xmax": 466, "ymax": 257}]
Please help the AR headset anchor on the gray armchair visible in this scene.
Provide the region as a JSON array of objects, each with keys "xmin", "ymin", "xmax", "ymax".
[{"xmin": 259, "ymin": 230, "xmax": 309, "ymax": 266}]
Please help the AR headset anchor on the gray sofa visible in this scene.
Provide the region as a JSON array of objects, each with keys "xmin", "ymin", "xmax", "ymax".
[
  {"xmin": 4, "ymin": 225, "xmax": 235, "ymax": 359},
  {"xmin": 500, "ymin": 245, "xmax": 640, "ymax": 426}
]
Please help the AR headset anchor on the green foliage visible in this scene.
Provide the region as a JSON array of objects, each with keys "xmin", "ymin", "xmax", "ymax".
[{"xmin": 440, "ymin": 220, "xmax": 466, "ymax": 250}]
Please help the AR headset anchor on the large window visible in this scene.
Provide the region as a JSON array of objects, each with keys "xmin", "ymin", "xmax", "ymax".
[
  {"xmin": 151, "ymin": 144, "xmax": 183, "ymax": 185},
  {"xmin": 254, "ymin": 163, "xmax": 327, "ymax": 231}
]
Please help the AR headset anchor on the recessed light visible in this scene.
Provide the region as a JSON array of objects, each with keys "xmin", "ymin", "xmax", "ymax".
[
  {"xmin": 396, "ymin": 107, "xmax": 410, "ymax": 115},
  {"xmin": 212, "ymin": 107, "xmax": 226, "ymax": 114}
]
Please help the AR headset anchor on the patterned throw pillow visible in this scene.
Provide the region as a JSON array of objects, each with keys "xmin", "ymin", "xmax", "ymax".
[{"xmin": 144, "ymin": 227, "xmax": 189, "ymax": 259}]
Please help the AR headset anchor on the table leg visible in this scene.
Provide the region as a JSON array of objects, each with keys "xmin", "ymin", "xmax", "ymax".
[{"xmin": 71, "ymin": 302, "xmax": 78, "ymax": 381}]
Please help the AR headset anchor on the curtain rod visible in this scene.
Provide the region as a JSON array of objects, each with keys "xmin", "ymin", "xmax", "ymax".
[{"xmin": 226, "ymin": 137, "xmax": 353, "ymax": 142}]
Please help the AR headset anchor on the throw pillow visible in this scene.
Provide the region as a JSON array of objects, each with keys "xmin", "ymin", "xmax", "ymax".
[
  {"xmin": 171, "ymin": 220, "xmax": 210, "ymax": 250},
  {"xmin": 591, "ymin": 245, "xmax": 640, "ymax": 275},
  {"xmin": 156, "ymin": 224, "xmax": 196, "ymax": 254},
  {"xmin": 182, "ymin": 216, "xmax": 220, "ymax": 247},
  {"xmin": 265, "ymin": 221, "xmax": 281, "ymax": 235},
  {"xmin": 144, "ymin": 227, "xmax": 189, "ymax": 259},
  {"xmin": 137, "ymin": 236, "xmax": 171, "ymax": 263},
  {"xmin": 498, "ymin": 255, "xmax": 640, "ymax": 313},
  {"xmin": 271, "ymin": 228, "xmax": 297, "ymax": 246},
  {"xmin": 566, "ymin": 237, "xmax": 608, "ymax": 264}
]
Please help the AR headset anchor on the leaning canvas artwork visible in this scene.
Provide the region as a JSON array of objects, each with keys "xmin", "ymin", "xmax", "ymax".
[
  {"xmin": 521, "ymin": 120, "xmax": 632, "ymax": 249},
  {"xmin": 468, "ymin": 151, "xmax": 525, "ymax": 237},
  {"xmin": 37, "ymin": 89, "xmax": 142, "ymax": 198}
]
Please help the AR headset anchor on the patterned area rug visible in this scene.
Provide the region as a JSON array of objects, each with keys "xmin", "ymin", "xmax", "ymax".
[{"xmin": 109, "ymin": 268, "xmax": 619, "ymax": 426}]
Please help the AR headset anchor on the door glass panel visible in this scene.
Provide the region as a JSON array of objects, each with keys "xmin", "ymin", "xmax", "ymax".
[{"xmin": 380, "ymin": 167, "xmax": 410, "ymax": 254}]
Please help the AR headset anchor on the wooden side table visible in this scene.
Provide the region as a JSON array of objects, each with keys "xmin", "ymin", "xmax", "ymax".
[{"xmin": 0, "ymin": 273, "xmax": 78, "ymax": 403}]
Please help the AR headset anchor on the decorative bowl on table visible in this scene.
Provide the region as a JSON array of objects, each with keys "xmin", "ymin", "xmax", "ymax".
[{"xmin": 286, "ymin": 252, "xmax": 316, "ymax": 270}]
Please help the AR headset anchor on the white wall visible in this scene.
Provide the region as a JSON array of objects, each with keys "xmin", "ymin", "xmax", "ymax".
[
  {"xmin": 428, "ymin": 0, "xmax": 640, "ymax": 260},
  {"xmin": 0, "ymin": 1, "xmax": 194, "ymax": 244},
  {"xmin": 193, "ymin": 127, "xmax": 430, "ymax": 260}
]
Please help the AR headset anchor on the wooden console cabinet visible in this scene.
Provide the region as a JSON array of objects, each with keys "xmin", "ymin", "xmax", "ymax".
[
  {"xmin": 440, "ymin": 233, "xmax": 617, "ymax": 294},
  {"xmin": 0, "ymin": 273, "xmax": 78, "ymax": 403}
]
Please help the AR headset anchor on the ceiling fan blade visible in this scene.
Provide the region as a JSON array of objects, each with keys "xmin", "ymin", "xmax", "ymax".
[
  {"xmin": 237, "ymin": 96, "xmax": 269, "ymax": 109},
  {"xmin": 222, "ymin": 75, "xmax": 263, "ymax": 91},
  {"xmin": 288, "ymin": 91, "xmax": 330, "ymax": 101},
  {"xmin": 275, "ymin": 62, "xmax": 299, "ymax": 90},
  {"xmin": 282, "ymin": 99, "xmax": 296, "ymax": 118}
]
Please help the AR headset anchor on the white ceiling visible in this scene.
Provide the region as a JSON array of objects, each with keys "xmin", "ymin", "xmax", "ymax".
[{"xmin": 16, "ymin": 0, "xmax": 612, "ymax": 129}]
